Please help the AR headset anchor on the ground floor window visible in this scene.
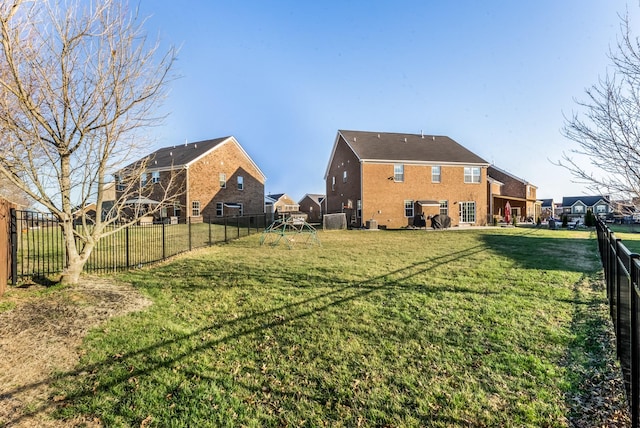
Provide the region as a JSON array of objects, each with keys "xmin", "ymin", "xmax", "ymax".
[
  {"xmin": 192, "ymin": 201, "xmax": 201, "ymax": 217},
  {"xmin": 357, "ymin": 199, "xmax": 362, "ymax": 219},
  {"xmin": 439, "ymin": 200, "xmax": 448, "ymax": 216},
  {"xmin": 404, "ymin": 200, "xmax": 414, "ymax": 217},
  {"xmin": 216, "ymin": 202, "xmax": 223, "ymax": 217},
  {"xmin": 459, "ymin": 201, "xmax": 476, "ymax": 223}
]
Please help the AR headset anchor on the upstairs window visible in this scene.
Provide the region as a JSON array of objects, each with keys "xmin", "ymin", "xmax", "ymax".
[
  {"xmin": 331, "ymin": 176, "xmax": 336, "ymax": 191},
  {"xmin": 237, "ymin": 176, "xmax": 244, "ymax": 190},
  {"xmin": 343, "ymin": 170, "xmax": 347, "ymax": 183},
  {"xmin": 219, "ymin": 173, "xmax": 226, "ymax": 188},
  {"xmin": 140, "ymin": 173, "xmax": 148, "ymax": 186},
  {"xmin": 464, "ymin": 167, "xmax": 481, "ymax": 183},
  {"xmin": 394, "ymin": 164, "xmax": 404, "ymax": 182},
  {"xmin": 216, "ymin": 202, "xmax": 223, "ymax": 217},
  {"xmin": 151, "ymin": 171, "xmax": 160, "ymax": 183},
  {"xmin": 432, "ymin": 165, "xmax": 441, "ymax": 183}
]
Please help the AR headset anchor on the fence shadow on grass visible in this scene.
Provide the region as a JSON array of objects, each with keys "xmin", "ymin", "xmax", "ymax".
[{"xmin": 4, "ymin": 242, "xmax": 491, "ymax": 426}]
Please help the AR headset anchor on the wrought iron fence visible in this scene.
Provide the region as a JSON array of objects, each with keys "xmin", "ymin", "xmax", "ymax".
[
  {"xmin": 596, "ymin": 218, "xmax": 640, "ymax": 427},
  {"xmin": 9, "ymin": 210, "xmax": 267, "ymax": 283}
]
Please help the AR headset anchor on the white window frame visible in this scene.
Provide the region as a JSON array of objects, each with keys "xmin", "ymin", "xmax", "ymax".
[
  {"xmin": 464, "ymin": 167, "xmax": 481, "ymax": 184},
  {"xmin": 343, "ymin": 170, "xmax": 347, "ymax": 183},
  {"xmin": 237, "ymin": 176, "xmax": 243, "ymax": 190},
  {"xmin": 192, "ymin": 200, "xmax": 201, "ymax": 217},
  {"xmin": 219, "ymin": 173, "xmax": 226, "ymax": 188},
  {"xmin": 331, "ymin": 176, "xmax": 336, "ymax": 191},
  {"xmin": 151, "ymin": 171, "xmax": 160, "ymax": 183},
  {"xmin": 439, "ymin": 200, "xmax": 448, "ymax": 216},
  {"xmin": 432, "ymin": 165, "xmax": 441, "ymax": 183},
  {"xmin": 394, "ymin": 164, "xmax": 404, "ymax": 182},
  {"xmin": 404, "ymin": 200, "xmax": 414, "ymax": 217},
  {"xmin": 459, "ymin": 201, "xmax": 476, "ymax": 223},
  {"xmin": 140, "ymin": 172, "xmax": 148, "ymax": 186}
]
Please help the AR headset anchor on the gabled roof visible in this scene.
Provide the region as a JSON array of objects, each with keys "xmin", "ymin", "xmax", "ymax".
[
  {"xmin": 324, "ymin": 130, "xmax": 488, "ymax": 178},
  {"xmin": 300, "ymin": 193, "xmax": 325, "ymax": 205},
  {"xmin": 562, "ymin": 195, "xmax": 609, "ymax": 207},
  {"xmin": 128, "ymin": 136, "xmax": 266, "ymax": 181},
  {"xmin": 540, "ymin": 199, "xmax": 554, "ymax": 207},
  {"xmin": 267, "ymin": 193, "xmax": 286, "ymax": 201}
]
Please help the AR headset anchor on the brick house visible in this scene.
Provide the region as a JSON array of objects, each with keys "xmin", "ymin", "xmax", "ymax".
[
  {"xmin": 266, "ymin": 193, "xmax": 299, "ymax": 218},
  {"xmin": 298, "ymin": 194, "xmax": 325, "ymax": 223},
  {"xmin": 324, "ymin": 130, "xmax": 490, "ymax": 229},
  {"xmin": 487, "ymin": 165, "xmax": 541, "ymax": 222},
  {"xmin": 119, "ymin": 136, "xmax": 266, "ymax": 222},
  {"xmin": 561, "ymin": 195, "xmax": 610, "ymax": 220}
]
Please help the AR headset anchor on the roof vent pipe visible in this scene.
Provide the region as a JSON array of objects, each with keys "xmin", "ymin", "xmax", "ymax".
[
  {"xmin": 421, "ymin": 130, "xmax": 424, "ymax": 138},
  {"xmin": 432, "ymin": 136, "xmax": 435, "ymax": 141},
  {"xmin": 404, "ymin": 137, "xmax": 407, "ymax": 143},
  {"xmin": 354, "ymin": 137, "xmax": 357, "ymax": 142}
]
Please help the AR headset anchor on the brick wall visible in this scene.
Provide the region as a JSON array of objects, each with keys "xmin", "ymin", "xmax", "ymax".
[
  {"xmin": 187, "ymin": 139, "xmax": 265, "ymax": 219},
  {"xmin": 362, "ymin": 163, "xmax": 488, "ymax": 228},
  {"xmin": 325, "ymin": 137, "xmax": 361, "ymax": 224}
]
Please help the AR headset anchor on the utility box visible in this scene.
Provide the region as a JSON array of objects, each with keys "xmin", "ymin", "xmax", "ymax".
[{"xmin": 366, "ymin": 219, "xmax": 378, "ymax": 230}]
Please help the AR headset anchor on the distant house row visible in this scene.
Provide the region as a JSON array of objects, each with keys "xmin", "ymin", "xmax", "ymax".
[{"xmin": 116, "ymin": 129, "xmax": 618, "ymax": 228}]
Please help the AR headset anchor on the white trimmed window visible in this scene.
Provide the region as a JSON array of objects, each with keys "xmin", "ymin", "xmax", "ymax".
[
  {"xmin": 432, "ymin": 165, "xmax": 441, "ymax": 183},
  {"xmin": 140, "ymin": 173, "xmax": 148, "ymax": 186},
  {"xmin": 192, "ymin": 200, "xmax": 201, "ymax": 217},
  {"xmin": 459, "ymin": 201, "xmax": 476, "ymax": 223},
  {"xmin": 343, "ymin": 170, "xmax": 347, "ymax": 183},
  {"xmin": 216, "ymin": 202, "xmax": 223, "ymax": 217},
  {"xmin": 439, "ymin": 200, "xmax": 448, "ymax": 216},
  {"xmin": 151, "ymin": 171, "xmax": 160, "ymax": 183},
  {"xmin": 394, "ymin": 164, "xmax": 404, "ymax": 182},
  {"xmin": 464, "ymin": 167, "xmax": 481, "ymax": 183},
  {"xmin": 331, "ymin": 176, "xmax": 336, "ymax": 191},
  {"xmin": 219, "ymin": 173, "xmax": 226, "ymax": 188},
  {"xmin": 237, "ymin": 176, "xmax": 243, "ymax": 190},
  {"xmin": 404, "ymin": 200, "xmax": 414, "ymax": 217}
]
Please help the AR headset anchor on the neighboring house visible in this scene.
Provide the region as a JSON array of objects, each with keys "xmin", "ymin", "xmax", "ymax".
[
  {"xmin": 266, "ymin": 193, "xmax": 300, "ymax": 218},
  {"xmin": 298, "ymin": 193, "xmax": 325, "ymax": 223},
  {"xmin": 324, "ymin": 130, "xmax": 490, "ymax": 229},
  {"xmin": 119, "ymin": 136, "xmax": 266, "ymax": 222},
  {"xmin": 539, "ymin": 199, "xmax": 554, "ymax": 221},
  {"xmin": 487, "ymin": 165, "xmax": 541, "ymax": 222},
  {"xmin": 561, "ymin": 195, "xmax": 610, "ymax": 220}
]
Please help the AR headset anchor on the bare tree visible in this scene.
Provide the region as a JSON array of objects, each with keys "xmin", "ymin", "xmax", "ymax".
[
  {"xmin": 561, "ymin": 11, "xmax": 640, "ymax": 204},
  {"xmin": 0, "ymin": 0, "xmax": 178, "ymax": 284}
]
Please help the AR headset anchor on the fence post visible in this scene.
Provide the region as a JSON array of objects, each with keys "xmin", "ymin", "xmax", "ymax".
[
  {"xmin": 188, "ymin": 216, "xmax": 192, "ymax": 251},
  {"xmin": 631, "ymin": 254, "xmax": 640, "ymax": 428},
  {"xmin": 224, "ymin": 216, "xmax": 228, "ymax": 242},
  {"xmin": 10, "ymin": 208, "xmax": 17, "ymax": 285},
  {"xmin": 162, "ymin": 222, "xmax": 166, "ymax": 260},
  {"xmin": 208, "ymin": 216, "xmax": 212, "ymax": 245},
  {"xmin": 125, "ymin": 226, "xmax": 130, "ymax": 269}
]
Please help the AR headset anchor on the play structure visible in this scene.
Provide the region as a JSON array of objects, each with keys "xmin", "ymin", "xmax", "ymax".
[{"xmin": 260, "ymin": 216, "xmax": 321, "ymax": 248}]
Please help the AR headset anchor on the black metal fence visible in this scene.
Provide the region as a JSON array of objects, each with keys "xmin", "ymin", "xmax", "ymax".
[
  {"xmin": 596, "ymin": 218, "xmax": 640, "ymax": 427},
  {"xmin": 9, "ymin": 209, "xmax": 267, "ymax": 284}
]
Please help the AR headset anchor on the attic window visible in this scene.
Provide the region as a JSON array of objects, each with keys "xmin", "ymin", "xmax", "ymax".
[{"xmin": 219, "ymin": 173, "xmax": 226, "ymax": 188}]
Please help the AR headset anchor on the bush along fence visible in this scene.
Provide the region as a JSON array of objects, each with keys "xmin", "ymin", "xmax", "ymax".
[
  {"xmin": 9, "ymin": 209, "xmax": 267, "ymax": 284},
  {"xmin": 596, "ymin": 218, "xmax": 640, "ymax": 427}
]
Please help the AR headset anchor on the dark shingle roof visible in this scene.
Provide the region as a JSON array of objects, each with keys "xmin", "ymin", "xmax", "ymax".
[
  {"xmin": 338, "ymin": 130, "xmax": 488, "ymax": 164},
  {"xmin": 145, "ymin": 137, "xmax": 230, "ymax": 169},
  {"xmin": 562, "ymin": 195, "xmax": 609, "ymax": 207}
]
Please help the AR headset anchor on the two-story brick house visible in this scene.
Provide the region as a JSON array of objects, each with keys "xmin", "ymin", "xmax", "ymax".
[
  {"xmin": 119, "ymin": 136, "xmax": 266, "ymax": 222},
  {"xmin": 298, "ymin": 194, "xmax": 325, "ymax": 223},
  {"xmin": 324, "ymin": 130, "xmax": 490, "ymax": 228},
  {"xmin": 487, "ymin": 165, "xmax": 541, "ymax": 222}
]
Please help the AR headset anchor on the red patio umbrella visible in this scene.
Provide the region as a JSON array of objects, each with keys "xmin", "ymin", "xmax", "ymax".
[{"xmin": 504, "ymin": 201, "xmax": 511, "ymax": 224}]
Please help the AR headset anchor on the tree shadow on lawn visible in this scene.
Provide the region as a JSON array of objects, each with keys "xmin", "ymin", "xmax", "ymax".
[
  {"xmin": 5, "ymin": 231, "xmax": 620, "ymax": 425},
  {"xmin": 5, "ymin": 241, "xmax": 492, "ymax": 425},
  {"xmin": 480, "ymin": 230, "xmax": 601, "ymax": 273}
]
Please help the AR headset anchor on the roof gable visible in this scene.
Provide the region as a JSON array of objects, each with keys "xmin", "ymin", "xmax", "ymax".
[{"xmin": 146, "ymin": 137, "xmax": 229, "ymax": 169}]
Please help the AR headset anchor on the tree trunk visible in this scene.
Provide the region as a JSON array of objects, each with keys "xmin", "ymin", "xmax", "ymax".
[{"xmin": 58, "ymin": 218, "xmax": 90, "ymax": 285}]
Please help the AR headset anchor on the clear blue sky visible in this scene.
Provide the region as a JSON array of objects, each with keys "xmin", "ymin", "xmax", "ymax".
[{"xmin": 137, "ymin": 1, "xmax": 637, "ymax": 203}]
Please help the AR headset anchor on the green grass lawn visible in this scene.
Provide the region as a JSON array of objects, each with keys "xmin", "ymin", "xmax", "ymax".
[{"xmin": 51, "ymin": 227, "xmax": 624, "ymax": 426}]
